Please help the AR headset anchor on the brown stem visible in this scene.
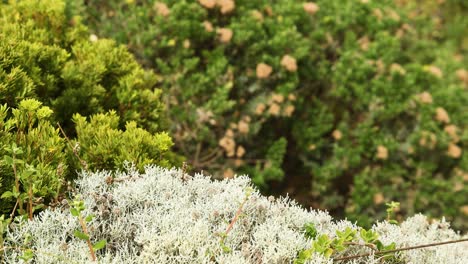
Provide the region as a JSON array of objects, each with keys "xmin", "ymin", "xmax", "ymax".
[
  {"xmin": 334, "ymin": 238, "xmax": 468, "ymax": 262},
  {"xmin": 57, "ymin": 122, "xmax": 88, "ymax": 170},
  {"xmin": 28, "ymin": 185, "xmax": 33, "ymax": 220},
  {"xmin": 225, "ymin": 196, "xmax": 249, "ymax": 236},
  {"xmin": 12, "ymin": 153, "xmax": 23, "ymax": 214},
  {"xmin": 8, "ymin": 199, "xmax": 19, "ymax": 224},
  {"xmin": 343, "ymin": 241, "xmax": 377, "ymax": 251},
  {"xmin": 78, "ymin": 215, "xmax": 96, "ymax": 261}
]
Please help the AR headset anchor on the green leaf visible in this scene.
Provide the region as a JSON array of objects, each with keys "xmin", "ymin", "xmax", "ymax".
[
  {"xmin": 70, "ymin": 208, "xmax": 79, "ymax": 217},
  {"xmin": 19, "ymin": 249, "xmax": 34, "ymax": 261},
  {"xmin": 73, "ymin": 230, "xmax": 89, "ymax": 240},
  {"xmin": 1, "ymin": 191, "xmax": 14, "ymax": 199},
  {"xmin": 3, "ymin": 155, "xmax": 13, "ymax": 166},
  {"xmin": 92, "ymin": 239, "xmax": 107, "ymax": 251},
  {"xmin": 85, "ymin": 214, "xmax": 94, "ymax": 223},
  {"xmin": 303, "ymin": 223, "xmax": 317, "ymax": 239}
]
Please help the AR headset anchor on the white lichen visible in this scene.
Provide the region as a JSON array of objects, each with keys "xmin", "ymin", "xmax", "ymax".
[{"xmin": 2, "ymin": 165, "xmax": 467, "ymax": 263}]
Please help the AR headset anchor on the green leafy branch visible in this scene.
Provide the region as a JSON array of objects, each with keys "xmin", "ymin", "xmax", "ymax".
[
  {"xmin": 1, "ymin": 143, "xmax": 41, "ymax": 221},
  {"xmin": 295, "ymin": 224, "xmax": 397, "ymax": 264},
  {"xmin": 70, "ymin": 198, "xmax": 106, "ymax": 262}
]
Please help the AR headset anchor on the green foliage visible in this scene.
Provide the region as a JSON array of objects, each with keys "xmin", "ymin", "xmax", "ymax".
[
  {"xmin": 81, "ymin": 0, "xmax": 468, "ymax": 230},
  {"xmin": 0, "ymin": 0, "xmax": 167, "ymax": 133},
  {"xmin": 0, "ymin": 0, "xmax": 178, "ymax": 222},
  {"xmin": 295, "ymin": 223, "xmax": 398, "ymax": 263},
  {"xmin": 0, "ymin": 100, "xmax": 66, "ymax": 216},
  {"xmin": 72, "ymin": 111, "xmax": 174, "ymax": 172},
  {"xmin": 70, "ymin": 197, "xmax": 107, "ymax": 261}
]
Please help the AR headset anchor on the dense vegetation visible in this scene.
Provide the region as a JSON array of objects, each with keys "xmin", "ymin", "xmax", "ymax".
[
  {"xmin": 0, "ymin": 0, "xmax": 467, "ymax": 262},
  {"xmin": 80, "ymin": 0, "xmax": 467, "ymax": 229},
  {"xmin": 0, "ymin": 0, "xmax": 177, "ymax": 217}
]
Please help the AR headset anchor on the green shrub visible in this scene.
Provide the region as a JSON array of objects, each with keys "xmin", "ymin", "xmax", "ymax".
[
  {"xmin": 0, "ymin": 0, "xmax": 166, "ymax": 133},
  {"xmin": 72, "ymin": 111, "xmax": 174, "ymax": 172},
  {"xmin": 81, "ymin": 0, "xmax": 468, "ymax": 230},
  {"xmin": 0, "ymin": 99, "xmax": 66, "ymax": 216},
  {"xmin": 0, "ymin": 0, "xmax": 178, "ymax": 219}
]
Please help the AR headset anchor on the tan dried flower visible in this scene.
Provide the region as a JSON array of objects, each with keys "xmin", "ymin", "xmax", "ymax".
[
  {"xmin": 419, "ymin": 131, "xmax": 437, "ymax": 149},
  {"xmin": 308, "ymin": 144, "xmax": 316, "ymax": 150},
  {"xmin": 426, "ymin": 65, "xmax": 443, "ymax": 78},
  {"xmin": 376, "ymin": 145, "xmax": 388, "ymax": 160},
  {"xmin": 154, "ymin": 2, "xmax": 170, "ymax": 17},
  {"xmin": 251, "ymin": 10, "xmax": 264, "ymax": 21},
  {"xmin": 183, "ymin": 39, "xmax": 191, "ymax": 49},
  {"xmin": 256, "ymin": 63, "xmax": 273, "ymax": 79},
  {"xmin": 238, "ymin": 120, "xmax": 249, "ymax": 134},
  {"xmin": 196, "ymin": 108, "xmax": 213, "ymax": 123},
  {"xmin": 223, "ymin": 168, "xmax": 234, "ymax": 179},
  {"xmin": 272, "ymin": 93, "xmax": 284, "ymax": 103},
  {"xmin": 332, "ymin": 130, "xmax": 342, "ymax": 140},
  {"xmin": 198, "ymin": 0, "xmax": 216, "ymax": 9},
  {"xmin": 284, "ymin": 105, "xmax": 295, "ymax": 116},
  {"xmin": 456, "ymin": 69, "xmax": 468, "ymax": 84},
  {"xmin": 373, "ymin": 8, "xmax": 383, "ymax": 20},
  {"xmin": 217, "ymin": 28, "xmax": 233, "ymax": 43},
  {"xmin": 361, "ymin": 0, "xmax": 369, "ymax": 3},
  {"xmin": 444, "ymin": 125, "xmax": 459, "ymax": 142},
  {"xmin": 373, "ymin": 193, "xmax": 385, "ymax": 205},
  {"xmin": 435, "ymin": 107, "xmax": 450, "ymax": 123},
  {"xmin": 236, "ymin": 146, "xmax": 246, "ymax": 158},
  {"xmin": 358, "ymin": 36, "xmax": 370, "ymax": 51},
  {"xmin": 417, "ymin": 91, "xmax": 433, "ymax": 104},
  {"xmin": 225, "ymin": 129, "xmax": 234, "ymax": 138},
  {"xmin": 255, "ymin": 103, "xmax": 266, "ymax": 115},
  {"xmin": 447, "ymin": 143, "xmax": 462, "ymax": 158},
  {"xmin": 219, "ymin": 136, "xmax": 236, "ymax": 155},
  {"xmin": 303, "ymin": 2, "xmax": 319, "ymax": 15},
  {"xmin": 280, "ymin": 55, "xmax": 298, "ymax": 72},
  {"xmin": 203, "ymin": 21, "xmax": 214, "ymax": 32},
  {"xmin": 288, "ymin": 94, "xmax": 296, "ymax": 101},
  {"xmin": 387, "ymin": 9, "xmax": 400, "ymax": 21},
  {"xmin": 390, "ymin": 63, "xmax": 406, "ymax": 75},
  {"xmin": 217, "ymin": 0, "xmax": 235, "ymax": 14},
  {"xmin": 264, "ymin": 6, "xmax": 273, "ymax": 16},
  {"xmin": 460, "ymin": 205, "xmax": 468, "ymax": 216},
  {"xmin": 234, "ymin": 159, "xmax": 244, "ymax": 167},
  {"xmin": 268, "ymin": 103, "xmax": 281, "ymax": 116}
]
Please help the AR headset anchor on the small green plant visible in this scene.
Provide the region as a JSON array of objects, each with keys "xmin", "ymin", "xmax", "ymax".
[
  {"xmin": 386, "ymin": 201, "xmax": 400, "ymax": 225},
  {"xmin": 70, "ymin": 197, "xmax": 106, "ymax": 262},
  {"xmin": 295, "ymin": 223, "xmax": 398, "ymax": 263}
]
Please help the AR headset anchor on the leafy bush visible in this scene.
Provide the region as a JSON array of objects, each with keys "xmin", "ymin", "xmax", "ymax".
[
  {"xmin": 0, "ymin": 100, "xmax": 66, "ymax": 215},
  {"xmin": 2, "ymin": 166, "xmax": 467, "ymax": 263},
  {"xmin": 81, "ymin": 0, "xmax": 468, "ymax": 229},
  {"xmin": 0, "ymin": 0, "xmax": 166, "ymax": 133},
  {"xmin": 0, "ymin": 0, "xmax": 178, "ymax": 219}
]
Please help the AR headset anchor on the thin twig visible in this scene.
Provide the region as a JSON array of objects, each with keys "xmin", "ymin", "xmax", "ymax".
[
  {"xmin": 57, "ymin": 122, "xmax": 88, "ymax": 170},
  {"xmin": 225, "ymin": 195, "xmax": 249, "ymax": 235},
  {"xmin": 334, "ymin": 238, "xmax": 468, "ymax": 261},
  {"xmin": 78, "ymin": 215, "xmax": 96, "ymax": 261}
]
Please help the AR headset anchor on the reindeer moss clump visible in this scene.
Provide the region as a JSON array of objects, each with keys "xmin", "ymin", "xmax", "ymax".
[{"xmin": 2, "ymin": 166, "xmax": 467, "ymax": 263}]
